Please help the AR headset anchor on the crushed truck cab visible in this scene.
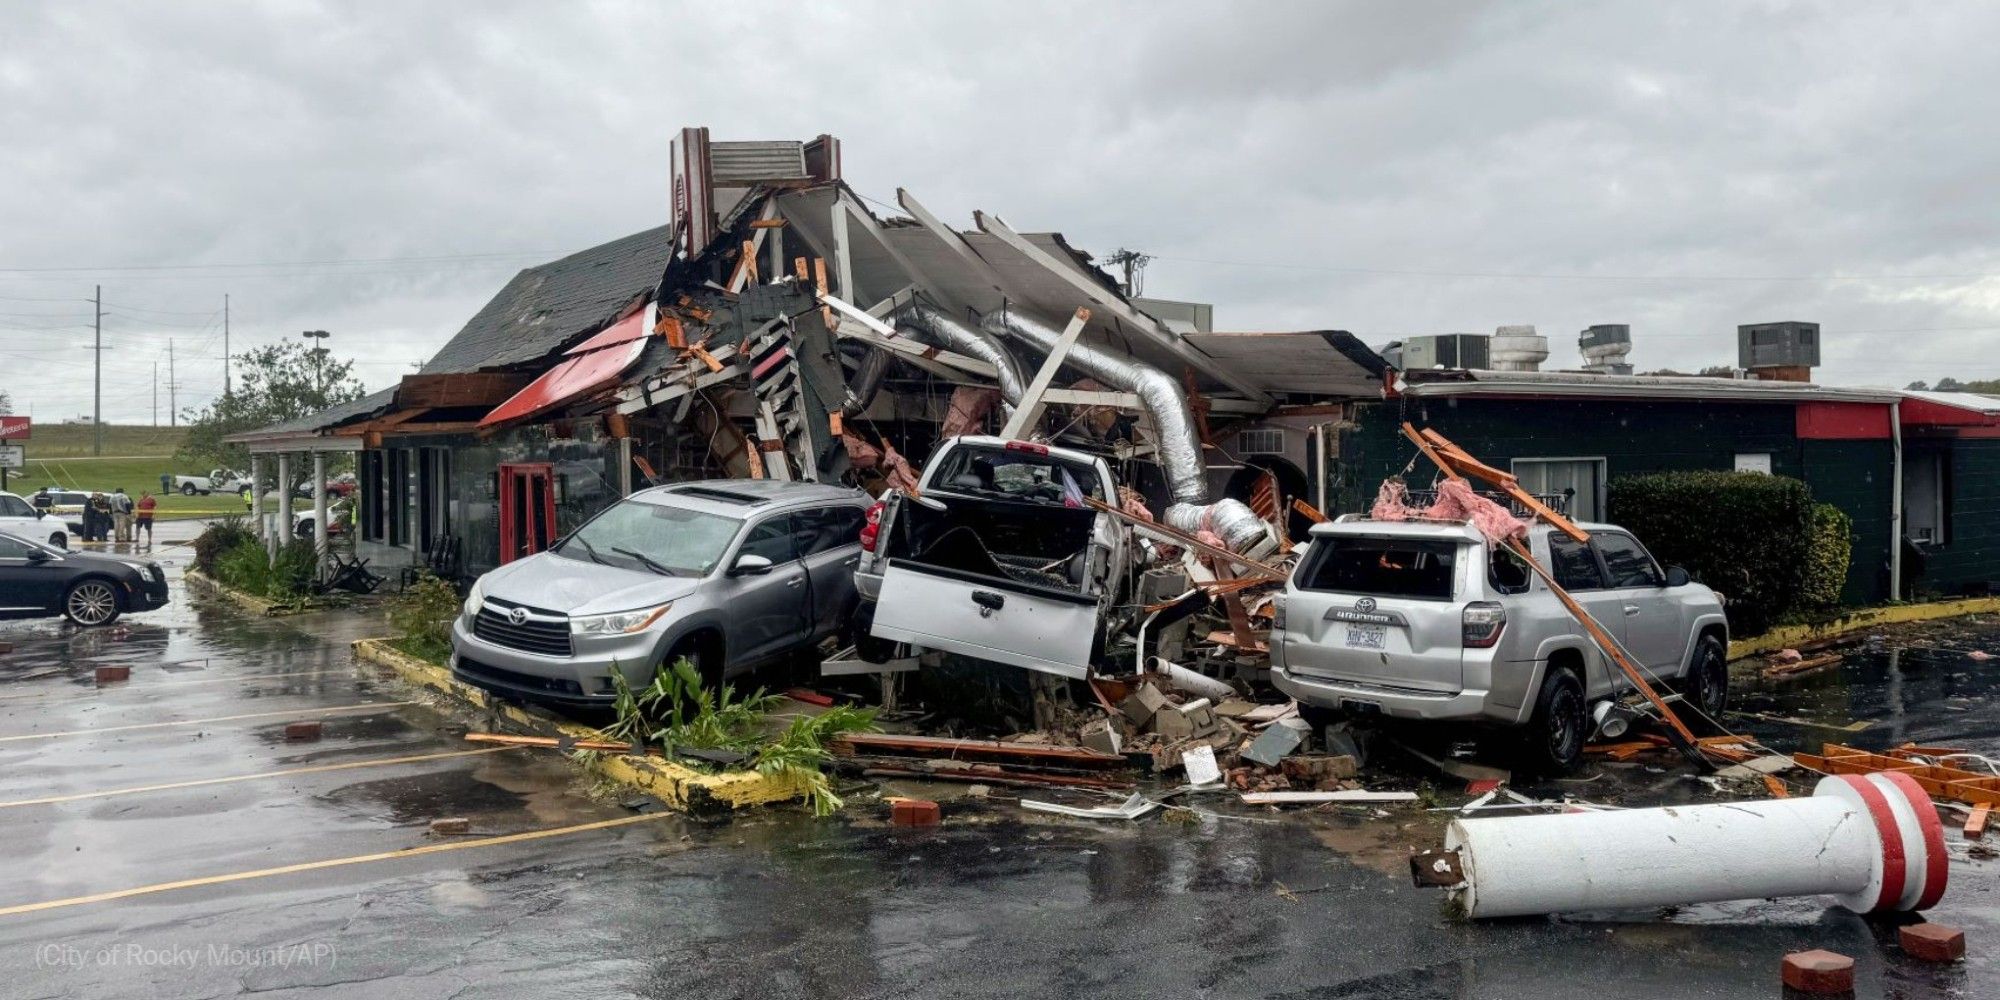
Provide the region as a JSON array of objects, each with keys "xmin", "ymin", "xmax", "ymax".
[{"xmin": 854, "ymin": 436, "xmax": 1130, "ymax": 678}]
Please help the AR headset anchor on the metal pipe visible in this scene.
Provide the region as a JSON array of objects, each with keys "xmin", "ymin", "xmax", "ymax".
[
  {"xmin": 894, "ymin": 302, "xmax": 1026, "ymax": 408},
  {"xmin": 1890, "ymin": 398, "xmax": 1903, "ymax": 599},
  {"xmin": 981, "ymin": 308, "xmax": 1269, "ymax": 552}
]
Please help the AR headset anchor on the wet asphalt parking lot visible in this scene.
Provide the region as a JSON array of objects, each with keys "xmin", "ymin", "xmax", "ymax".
[{"xmin": 0, "ymin": 520, "xmax": 1994, "ymax": 998}]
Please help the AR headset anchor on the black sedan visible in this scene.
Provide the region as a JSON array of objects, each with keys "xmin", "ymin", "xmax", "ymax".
[{"xmin": 0, "ymin": 531, "xmax": 170, "ymax": 626}]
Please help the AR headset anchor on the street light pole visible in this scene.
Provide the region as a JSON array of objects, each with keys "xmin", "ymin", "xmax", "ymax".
[{"xmin": 301, "ymin": 330, "xmax": 331, "ymax": 396}]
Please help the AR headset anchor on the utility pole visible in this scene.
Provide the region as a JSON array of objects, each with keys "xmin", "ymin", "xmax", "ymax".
[
  {"xmin": 223, "ymin": 294, "xmax": 231, "ymax": 399},
  {"xmin": 168, "ymin": 340, "xmax": 178, "ymax": 429},
  {"xmin": 152, "ymin": 362, "xmax": 159, "ymax": 427},
  {"xmin": 93, "ymin": 284, "xmax": 102, "ymax": 456}
]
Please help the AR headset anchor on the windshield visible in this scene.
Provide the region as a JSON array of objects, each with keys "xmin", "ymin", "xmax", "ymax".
[
  {"xmin": 1298, "ymin": 536, "xmax": 1461, "ymax": 600},
  {"xmin": 556, "ymin": 501, "xmax": 743, "ymax": 577},
  {"xmin": 929, "ymin": 445, "xmax": 1104, "ymax": 505}
]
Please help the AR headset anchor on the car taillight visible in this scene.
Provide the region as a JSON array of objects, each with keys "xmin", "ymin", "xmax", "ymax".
[
  {"xmin": 1270, "ymin": 595, "xmax": 1286, "ymax": 631},
  {"xmin": 1462, "ymin": 601, "xmax": 1506, "ymax": 648},
  {"xmin": 859, "ymin": 501, "xmax": 884, "ymax": 552},
  {"xmin": 1003, "ymin": 440, "xmax": 1049, "ymax": 455}
]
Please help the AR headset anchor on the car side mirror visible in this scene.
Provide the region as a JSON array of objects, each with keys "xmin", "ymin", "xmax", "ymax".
[
  {"xmin": 26, "ymin": 549, "xmax": 53, "ymax": 563},
  {"xmin": 730, "ymin": 553, "xmax": 774, "ymax": 577},
  {"xmin": 1665, "ymin": 566, "xmax": 1690, "ymax": 588}
]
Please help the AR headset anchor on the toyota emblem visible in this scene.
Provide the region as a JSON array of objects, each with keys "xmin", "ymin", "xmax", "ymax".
[
  {"xmin": 1354, "ymin": 598, "xmax": 1378, "ymax": 614},
  {"xmin": 507, "ymin": 607, "xmax": 529, "ymax": 626}
]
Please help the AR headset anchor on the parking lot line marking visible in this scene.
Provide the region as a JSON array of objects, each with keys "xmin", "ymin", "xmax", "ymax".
[
  {"xmin": 0, "ymin": 812, "xmax": 675, "ymax": 917},
  {"xmin": 0, "ymin": 701, "xmax": 419, "ymax": 743},
  {"xmin": 0, "ymin": 746, "xmax": 517, "ymax": 808},
  {"xmin": 0, "ymin": 668, "xmax": 366, "ymax": 703}
]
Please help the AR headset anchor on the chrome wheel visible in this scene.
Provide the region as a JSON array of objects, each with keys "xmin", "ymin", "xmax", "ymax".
[{"xmin": 64, "ymin": 581, "xmax": 120, "ymax": 626}]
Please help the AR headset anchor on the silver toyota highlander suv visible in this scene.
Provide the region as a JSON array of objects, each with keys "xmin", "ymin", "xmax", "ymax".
[
  {"xmin": 451, "ymin": 479, "xmax": 871, "ymax": 707},
  {"xmin": 1270, "ymin": 516, "xmax": 1729, "ymax": 772}
]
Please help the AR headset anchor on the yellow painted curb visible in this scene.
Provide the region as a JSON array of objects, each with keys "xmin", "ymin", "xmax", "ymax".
[
  {"xmin": 1729, "ymin": 597, "xmax": 2000, "ymax": 659},
  {"xmin": 350, "ymin": 638, "xmax": 809, "ymax": 816},
  {"xmin": 183, "ymin": 567, "xmax": 301, "ymax": 617}
]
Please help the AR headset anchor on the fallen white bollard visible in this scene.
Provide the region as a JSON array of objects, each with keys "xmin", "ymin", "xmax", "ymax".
[{"xmin": 1413, "ymin": 773, "xmax": 1947, "ymax": 919}]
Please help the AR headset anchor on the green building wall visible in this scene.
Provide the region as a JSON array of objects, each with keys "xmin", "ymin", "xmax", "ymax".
[{"xmin": 1335, "ymin": 396, "xmax": 1892, "ymax": 604}]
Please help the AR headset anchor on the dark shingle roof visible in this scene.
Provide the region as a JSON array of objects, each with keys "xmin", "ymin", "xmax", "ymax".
[
  {"xmin": 225, "ymin": 386, "xmax": 397, "ymax": 443},
  {"xmin": 230, "ymin": 225, "xmax": 671, "ymax": 442},
  {"xmin": 421, "ymin": 224, "xmax": 673, "ymax": 374}
]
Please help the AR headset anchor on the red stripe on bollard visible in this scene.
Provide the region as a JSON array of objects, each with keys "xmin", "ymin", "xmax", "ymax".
[
  {"xmin": 1877, "ymin": 771, "xmax": 1949, "ymax": 910},
  {"xmin": 1837, "ymin": 774, "xmax": 1907, "ymax": 913}
]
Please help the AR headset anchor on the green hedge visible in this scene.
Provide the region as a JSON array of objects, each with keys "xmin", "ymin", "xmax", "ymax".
[
  {"xmin": 1799, "ymin": 503, "xmax": 1853, "ymax": 609},
  {"xmin": 1606, "ymin": 471, "xmax": 1814, "ymax": 634}
]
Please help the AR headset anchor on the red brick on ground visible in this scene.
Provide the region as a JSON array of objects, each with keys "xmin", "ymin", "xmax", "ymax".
[
  {"xmin": 429, "ymin": 817, "xmax": 471, "ymax": 835},
  {"xmin": 1899, "ymin": 923, "xmax": 1966, "ymax": 963},
  {"xmin": 890, "ymin": 799, "xmax": 941, "ymax": 827},
  {"xmin": 284, "ymin": 720, "xmax": 323, "ymax": 741},
  {"xmin": 1781, "ymin": 950, "xmax": 1854, "ymax": 994},
  {"xmin": 94, "ymin": 665, "xmax": 130, "ymax": 684}
]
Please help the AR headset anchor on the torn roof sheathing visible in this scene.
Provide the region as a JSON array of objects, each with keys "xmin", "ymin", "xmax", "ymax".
[
  {"xmin": 1183, "ymin": 331, "xmax": 1390, "ymax": 397},
  {"xmin": 770, "ymin": 184, "xmax": 1368, "ymax": 401}
]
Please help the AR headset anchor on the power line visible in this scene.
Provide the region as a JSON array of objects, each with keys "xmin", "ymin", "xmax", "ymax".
[
  {"xmin": 0, "ymin": 250, "xmax": 558, "ymax": 274},
  {"xmin": 1146, "ymin": 253, "xmax": 2000, "ymax": 284}
]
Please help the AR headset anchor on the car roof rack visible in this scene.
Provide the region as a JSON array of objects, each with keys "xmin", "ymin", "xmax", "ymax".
[{"xmin": 672, "ymin": 485, "xmax": 772, "ymax": 506}]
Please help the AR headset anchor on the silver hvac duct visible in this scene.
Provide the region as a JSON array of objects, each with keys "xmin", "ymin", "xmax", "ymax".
[
  {"xmin": 839, "ymin": 345, "xmax": 893, "ymax": 418},
  {"xmin": 979, "ymin": 308, "xmax": 1269, "ymax": 552},
  {"xmin": 894, "ymin": 302, "xmax": 1026, "ymax": 410}
]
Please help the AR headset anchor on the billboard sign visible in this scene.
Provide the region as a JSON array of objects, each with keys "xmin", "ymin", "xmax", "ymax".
[{"xmin": 0, "ymin": 416, "xmax": 28, "ymax": 441}]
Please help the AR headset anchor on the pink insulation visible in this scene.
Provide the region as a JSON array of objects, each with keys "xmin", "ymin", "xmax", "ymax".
[{"xmin": 1368, "ymin": 477, "xmax": 1528, "ymax": 546}]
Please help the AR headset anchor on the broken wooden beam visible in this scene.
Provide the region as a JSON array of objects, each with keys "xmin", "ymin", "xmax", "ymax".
[{"xmin": 830, "ymin": 732, "xmax": 1128, "ymax": 768}]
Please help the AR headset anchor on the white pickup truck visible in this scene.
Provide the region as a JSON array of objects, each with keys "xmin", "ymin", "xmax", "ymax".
[
  {"xmin": 852, "ymin": 436, "xmax": 1131, "ymax": 679},
  {"xmin": 167, "ymin": 468, "xmax": 249, "ymax": 496}
]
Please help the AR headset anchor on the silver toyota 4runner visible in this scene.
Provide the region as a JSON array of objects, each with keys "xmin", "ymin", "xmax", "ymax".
[
  {"xmin": 1270, "ymin": 516, "xmax": 1728, "ymax": 771},
  {"xmin": 451, "ymin": 479, "xmax": 870, "ymax": 707}
]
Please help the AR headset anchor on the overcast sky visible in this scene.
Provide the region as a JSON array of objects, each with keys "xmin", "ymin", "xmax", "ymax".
[{"xmin": 4, "ymin": 1, "xmax": 1999, "ymax": 424}]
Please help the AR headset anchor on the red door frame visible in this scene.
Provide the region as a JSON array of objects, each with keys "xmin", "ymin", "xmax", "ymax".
[{"xmin": 497, "ymin": 463, "xmax": 557, "ymax": 565}]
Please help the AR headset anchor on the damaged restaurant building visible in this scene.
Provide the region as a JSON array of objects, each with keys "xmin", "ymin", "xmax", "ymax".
[{"xmin": 228, "ymin": 128, "xmax": 1390, "ymax": 582}]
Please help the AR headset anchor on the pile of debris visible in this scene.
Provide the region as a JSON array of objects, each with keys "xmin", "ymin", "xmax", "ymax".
[{"xmin": 1085, "ymin": 673, "xmax": 1377, "ymax": 800}]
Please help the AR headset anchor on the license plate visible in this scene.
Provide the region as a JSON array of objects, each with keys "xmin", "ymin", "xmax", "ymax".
[{"xmin": 1344, "ymin": 624, "xmax": 1386, "ymax": 650}]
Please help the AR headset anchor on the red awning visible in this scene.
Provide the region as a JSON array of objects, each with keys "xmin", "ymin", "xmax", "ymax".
[
  {"xmin": 564, "ymin": 307, "xmax": 654, "ymax": 356},
  {"xmin": 479, "ymin": 311, "xmax": 652, "ymax": 428}
]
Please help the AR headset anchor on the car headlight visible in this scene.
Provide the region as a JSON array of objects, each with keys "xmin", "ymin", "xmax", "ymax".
[
  {"xmin": 571, "ymin": 604, "xmax": 672, "ymax": 636},
  {"xmin": 462, "ymin": 578, "xmax": 486, "ymax": 620}
]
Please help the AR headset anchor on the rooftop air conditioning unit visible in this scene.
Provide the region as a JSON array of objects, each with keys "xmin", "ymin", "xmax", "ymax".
[
  {"xmin": 1579, "ymin": 324, "xmax": 1634, "ymax": 375},
  {"xmin": 1490, "ymin": 325, "xmax": 1549, "ymax": 372}
]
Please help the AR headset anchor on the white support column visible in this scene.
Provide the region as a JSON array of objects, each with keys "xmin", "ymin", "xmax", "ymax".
[
  {"xmin": 277, "ymin": 452, "xmax": 295, "ymax": 544},
  {"xmin": 1000, "ymin": 307, "xmax": 1091, "ymax": 440},
  {"xmin": 312, "ymin": 451, "xmax": 329, "ymax": 566},
  {"xmin": 248, "ymin": 454, "xmax": 266, "ymax": 539}
]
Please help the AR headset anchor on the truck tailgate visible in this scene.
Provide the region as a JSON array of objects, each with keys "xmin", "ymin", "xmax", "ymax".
[{"xmin": 869, "ymin": 558, "xmax": 1100, "ymax": 679}]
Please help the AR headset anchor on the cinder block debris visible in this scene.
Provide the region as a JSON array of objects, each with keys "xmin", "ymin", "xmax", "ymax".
[
  {"xmin": 429, "ymin": 817, "xmax": 472, "ymax": 836},
  {"xmin": 890, "ymin": 799, "xmax": 941, "ymax": 827},
  {"xmin": 1780, "ymin": 950, "xmax": 1854, "ymax": 994},
  {"xmin": 1898, "ymin": 923, "xmax": 1966, "ymax": 963},
  {"xmin": 94, "ymin": 665, "xmax": 130, "ymax": 684}
]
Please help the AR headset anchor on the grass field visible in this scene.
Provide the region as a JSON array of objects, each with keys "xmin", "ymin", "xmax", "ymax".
[{"xmin": 2, "ymin": 424, "xmax": 240, "ymax": 520}]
